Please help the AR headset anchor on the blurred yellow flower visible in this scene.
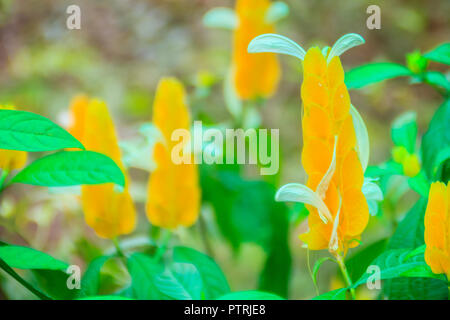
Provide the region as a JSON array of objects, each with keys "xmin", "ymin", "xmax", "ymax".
[
  {"xmin": 233, "ymin": 0, "xmax": 280, "ymax": 100},
  {"xmin": 392, "ymin": 146, "xmax": 420, "ymax": 177},
  {"xmin": 424, "ymin": 181, "xmax": 450, "ymax": 279},
  {"xmin": 0, "ymin": 105, "xmax": 27, "ymax": 172},
  {"xmin": 68, "ymin": 95, "xmax": 136, "ymax": 239},
  {"xmin": 146, "ymin": 78, "xmax": 201, "ymax": 229}
]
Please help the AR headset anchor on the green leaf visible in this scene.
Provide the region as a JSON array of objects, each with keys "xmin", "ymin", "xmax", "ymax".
[
  {"xmin": 173, "ymin": 246, "xmax": 230, "ymax": 299},
  {"xmin": 154, "ymin": 263, "xmax": 203, "ymax": 300},
  {"xmin": 77, "ymin": 255, "xmax": 111, "ymax": 298},
  {"xmin": 354, "ymin": 248, "xmax": 446, "ymax": 288},
  {"xmin": 0, "ymin": 245, "xmax": 68, "ymax": 270},
  {"xmin": 265, "ymin": 1, "xmax": 289, "ymax": 24},
  {"xmin": 10, "ymin": 151, "xmax": 125, "ymax": 188},
  {"xmin": 345, "ymin": 63, "xmax": 413, "ymax": 89},
  {"xmin": 407, "ymin": 171, "xmax": 430, "ymax": 197},
  {"xmin": 421, "ymin": 99, "xmax": 450, "ymax": 180},
  {"xmin": 0, "ymin": 109, "xmax": 84, "ymax": 151},
  {"xmin": 313, "ymin": 288, "xmax": 347, "ymax": 300},
  {"xmin": 217, "ymin": 291, "xmax": 283, "ymax": 300},
  {"xmin": 33, "ymin": 269, "xmax": 77, "ymax": 300},
  {"xmin": 247, "ymin": 33, "xmax": 306, "ymax": 60},
  {"xmin": 391, "ymin": 112, "xmax": 417, "ymax": 153},
  {"xmin": 202, "ymin": 7, "xmax": 238, "ymax": 30},
  {"xmin": 424, "ymin": 43, "xmax": 450, "ymax": 65},
  {"xmin": 346, "ymin": 238, "xmax": 388, "ymax": 282},
  {"xmin": 423, "ymin": 71, "xmax": 450, "ymax": 92},
  {"xmin": 78, "ymin": 295, "xmax": 133, "ymax": 300},
  {"xmin": 127, "ymin": 252, "xmax": 165, "ymax": 300}
]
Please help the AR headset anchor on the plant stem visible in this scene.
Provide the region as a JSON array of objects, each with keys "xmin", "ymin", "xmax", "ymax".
[
  {"xmin": 113, "ymin": 237, "xmax": 126, "ymax": 259},
  {"xmin": 336, "ymin": 254, "xmax": 356, "ymax": 300},
  {"xmin": 154, "ymin": 229, "xmax": 172, "ymax": 262}
]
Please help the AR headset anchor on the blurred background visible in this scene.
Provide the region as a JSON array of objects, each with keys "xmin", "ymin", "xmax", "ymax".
[{"xmin": 0, "ymin": 0, "xmax": 448, "ymax": 299}]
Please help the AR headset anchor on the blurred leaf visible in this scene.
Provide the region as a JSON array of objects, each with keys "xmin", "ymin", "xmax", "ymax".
[
  {"xmin": 154, "ymin": 263, "xmax": 203, "ymax": 300},
  {"xmin": 406, "ymin": 50, "xmax": 429, "ymax": 74},
  {"xmin": 346, "ymin": 238, "xmax": 388, "ymax": 282},
  {"xmin": 203, "ymin": 7, "xmax": 238, "ymax": 30},
  {"xmin": 217, "ymin": 291, "xmax": 283, "ymax": 300},
  {"xmin": 10, "ymin": 151, "xmax": 125, "ymax": 188},
  {"xmin": 391, "ymin": 112, "xmax": 417, "ymax": 153},
  {"xmin": 313, "ymin": 288, "xmax": 347, "ymax": 300},
  {"xmin": 78, "ymin": 295, "xmax": 133, "ymax": 300},
  {"xmin": 173, "ymin": 246, "xmax": 230, "ymax": 299},
  {"xmin": 77, "ymin": 255, "xmax": 111, "ymax": 298},
  {"xmin": 265, "ymin": 1, "xmax": 289, "ymax": 23},
  {"xmin": 33, "ymin": 269, "xmax": 77, "ymax": 300},
  {"xmin": 0, "ymin": 110, "xmax": 84, "ymax": 152},
  {"xmin": 224, "ymin": 68, "xmax": 242, "ymax": 120},
  {"xmin": 0, "ymin": 244, "xmax": 67, "ymax": 270},
  {"xmin": 247, "ymin": 33, "xmax": 306, "ymax": 60},
  {"xmin": 312, "ymin": 257, "xmax": 334, "ymax": 289},
  {"xmin": 127, "ymin": 252, "xmax": 165, "ymax": 300},
  {"xmin": 424, "ymin": 43, "xmax": 450, "ymax": 65},
  {"xmin": 407, "ymin": 171, "xmax": 430, "ymax": 197},
  {"xmin": 345, "ymin": 63, "xmax": 412, "ymax": 89},
  {"xmin": 423, "ymin": 71, "xmax": 450, "ymax": 92},
  {"xmin": 421, "ymin": 99, "xmax": 450, "ymax": 180}
]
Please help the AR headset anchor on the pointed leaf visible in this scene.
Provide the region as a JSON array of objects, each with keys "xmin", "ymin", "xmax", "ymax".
[
  {"xmin": 345, "ymin": 63, "xmax": 413, "ymax": 89},
  {"xmin": 424, "ymin": 43, "xmax": 450, "ymax": 65}
]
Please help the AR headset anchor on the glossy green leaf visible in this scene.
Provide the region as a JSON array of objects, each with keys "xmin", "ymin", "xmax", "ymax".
[
  {"xmin": 10, "ymin": 151, "xmax": 125, "ymax": 188},
  {"xmin": 154, "ymin": 263, "xmax": 203, "ymax": 300},
  {"xmin": 203, "ymin": 7, "xmax": 238, "ymax": 30},
  {"xmin": 424, "ymin": 43, "xmax": 450, "ymax": 65},
  {"xmin": 345, "ymin": 63, "xmax": 413, "ymax": 89},
  {"xmin": 0, "ymin": 245, "xmax": 67, "ymax": 270},
  {"xmin": 174, "ymin": 246, "xmax": 230, "ymax": 299},
  {"xmin": 127, "ymin": 252, "xmax": 165, "ymax": 300},
  {"xmin": 77, "ymin": 255, "xmax": 111, "ymax": 298},
  {"xmin": 217, "ymin": 291, "xmax": 283, "ymax": 300},
  {"xmin": 391, "ymin": 111, "xmax": 417, "ymax": 153},
  {"xmin": 0, "ymin": 109, "xmax": 84, "ymax": 152}
]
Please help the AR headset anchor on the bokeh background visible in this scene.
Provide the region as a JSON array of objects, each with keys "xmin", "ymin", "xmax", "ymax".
[{"xmin": 0, "ymin": 0, "xmax": 448, "ymax": 299}]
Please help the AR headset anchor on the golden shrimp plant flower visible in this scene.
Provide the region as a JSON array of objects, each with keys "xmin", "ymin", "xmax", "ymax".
[
  {"xmin": 0, "ymin": 105, "xmax": 27, "ymax": 172},
  {"xmin": 424, "ymin": 181, "xmax": 450, "ymax": 279},
  {"xmin": 146, "ymin": 78, "xmax": 201, "ymax": 230},
  {"xmin": 248, "ymin": 33, "xmax": 383, "ymax": 257},
  {"xmin": 203, "ymin": 0, "xmax": 289, "ymax": 101},
  {"xmin": 68, "ymin": 95, "xmax": 136, "ymax": 239}
]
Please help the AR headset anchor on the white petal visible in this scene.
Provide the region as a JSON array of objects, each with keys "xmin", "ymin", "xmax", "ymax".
[
  {"xmin": 328, "ymin": 194, "xmax": 342, "ymax": 253},
  {"xmin": 202, "ymin": 7, "xmax": 238, "ymax": 30},
  {"xmin": 321, "ymin": 46, "xmax": 330, "ymax": 57},
  {"xmin": 265, "ymin": 1, "xmax": 289, "ymax": 24},
  {"xmin": 362, "ymin": 179, "xmax": 383, "ymax": 201},
  {"xmin": 248, "ymin": 33, "xmax": 306, "ymax": 61},
  {"xmin": 350, "ymin": 105, "xmax": 369, "ymax": 172},
  {"xmin": 316, "ymin": 136, "xmax": 337, "ymax": 199},
  {"xmin": 275, "ymin": 183, "xmax": 332, "ymax": 223},
  {"xmin": 327, "ymin": 33, "xmax": 365, "ymax": 63}
]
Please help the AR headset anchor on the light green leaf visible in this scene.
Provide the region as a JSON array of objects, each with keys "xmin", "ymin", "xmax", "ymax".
[
  {"xmin": 423, "ymin": 71, "xmax": 450, "ymax": 92},
  {"xmin": 78, "ymin": 295, "xmax": 133, "ymax": 300},
  {"xmin": 345, "ymin": 63, "xmax": 413, "ymax": 89},
  {"xmin": 203, "ymin": 7, "xmax": 238, "ymax": 30},
  {"xmin": 0, "ymin": 245, "xmax": 67, "ymax": 270},
  {"xmin": 313, "ymin": 288, "xmax": 347, "ymax": 300},
  {"xmin": 327, "ymin": 33, "xmax": 365, "ymax": 63},
  {"xmin": 10, "ymin": 151, "xmax": 125, "ymax": 188},
  {"xmin": 0, "ymin": 110, "xmax": 84, "ymax": 152},
  {"xmin": 248, "ymin": 33, "xmax": 306, "ymax": 60},
  {"xmin": 424, "ymin": 43, "xmax": 450, "ymax": 65},
  {"xmin": 391, "ymin": 111, "xmax": 417, "ymax": 153},
  {"xmin": 127, "ymin": 252, "xmax": 165, "ymax": 300},
  {"xmin": 174, "ymin": 246, "xmax": 230, "ymax": 299},
  {"xmin": 217, "ymin": 291, "xmax": 283, "ymax": 300},
  {"xmin": 265, "ymin": 1, "xmax": 289, "ymax": 24},
  {"xmin": 154, "ymin": 263, "xmax": 203, "ymax": 300}
]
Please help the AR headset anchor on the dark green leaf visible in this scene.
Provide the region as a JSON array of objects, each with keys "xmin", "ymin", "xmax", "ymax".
[
  {"xmin": 0, "ymin": 245, "xmax": 67, "ymax": 270},
  {"xmin": 77, "ymin": 255, "xmax": 111, "ymax": 298},
  {"xmin": 10, "ymin": 151, "xmax": 125, "ymax": 188},
  {"xmin": 217, "ymin": 291, "xmax": 283, "ymax": 300},
  {"xmin": 0, "ymin": 110, "xmax": 84, "ymax": 151},
  {"xmin": 78, "ymin": 295, "xmax": 133, "ymax": 300},
  {"xmin": 173, "ymin": 246, "xmax": 230, "ymax": 299},
  {"xmin": 424, "ymin": 43, "xmax": 450, "ymax": 65},
  {"xmin": 346, "ymin": 238, "xmax": 388, "ymax": 282},
  {"xmin": 345, "ymin": 63, "xmax": 412, "ymax": 89}
]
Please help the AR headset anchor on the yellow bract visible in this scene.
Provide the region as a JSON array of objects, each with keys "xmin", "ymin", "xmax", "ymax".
[
  {"xmin": 233, "ymin": 0, "xmax": 280, "ymax": 100},
  {"xmin": 0, "ymin": 105, "xmax": 27, "ymax": 172},
  {"xmin": 424, "ymin": 181, "xmax": 450, "ymax": 279},
  {"xmin": 146, "ymin": 78, "xmax": 200, "ymax": 229},
  {"xmin": 68, "ymin": 95, "xmax": 136, "ymax": 239},
  {"xmin": 299, "ymin": 48, "xmax": 369, "ymax": 256},
  {"xmin": 392, "ymin": 146, "xmax": 420, "ymax": 177}
]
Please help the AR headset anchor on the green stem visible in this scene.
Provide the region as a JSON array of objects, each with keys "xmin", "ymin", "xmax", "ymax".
[
  {"xmin": 113, "ymin": 237, "xmax": 126, "ymax": 259},
  {"xmin": 154, "ymin": 230, "xmax": 172, "ymax": 262},
  {"xmin": 336, "ymin": 254, "xmax": 356, "ymax": 300}
]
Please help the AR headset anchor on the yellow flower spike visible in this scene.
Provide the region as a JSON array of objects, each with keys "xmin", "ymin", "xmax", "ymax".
[
  {"xmin": 233, "ymin": 0, "xmax": 281, "ymax": 100},
  {"xmin": 0, "ymin": 105, "xmax": 27, "ymax": 172},
  {"xmin": 68, "ymin": 96, "xmax": 136, "ymax": 239},
  {"xmin": 424, "ymin": 181, "xmax": 450, "ymax": 279},
  {"xmin": 146, "ymin": 78, "xmax": 201, "ymax": 230}
]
